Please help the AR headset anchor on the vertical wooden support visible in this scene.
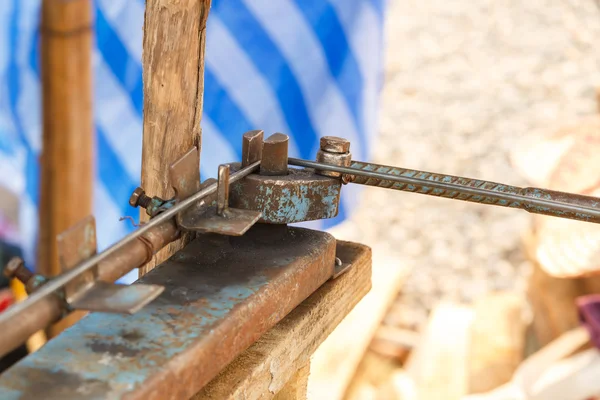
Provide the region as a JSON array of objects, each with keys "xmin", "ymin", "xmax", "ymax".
[
  {"xmin": 139, "ymin": 0, "xmax": 211, "ymax": 276},
  {"xmin": 38, "ymin": 0, "xmax": 94, "ymax": 335}
]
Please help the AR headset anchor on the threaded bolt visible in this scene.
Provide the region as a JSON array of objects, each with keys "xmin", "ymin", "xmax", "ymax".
[
  {"xmin": 4, "ymin": 257, "xmax": 33, "ymax": 283},
  {"xmin": 129, "ymin": 187, "xmax": 152, "ymax": 208}
]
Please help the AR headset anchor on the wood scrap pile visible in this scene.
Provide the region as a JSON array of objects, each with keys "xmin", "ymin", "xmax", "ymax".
[{"xmin": 340, "ymin": 112, "xmax": 600, "ymax": 400}]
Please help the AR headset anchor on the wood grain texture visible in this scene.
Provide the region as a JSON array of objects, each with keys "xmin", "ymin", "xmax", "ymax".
[
  {"xmin": 406, "ymin": 302, "xmax": 474, "ymax": 400},
  {"xmin": 38, "ymin": 0, "xmax": 94, "ymax": 336},
  {"xmin": 139, "ymin": 0, "xmax": 211, "ymax": 275},
  {"xmin": 38, "ymin": 0, "xmax": 93, "ymax": 277},
  {"xmin": 308, "ymin": 247, "xmax": 408, "ymax": 400},
  {"xmin": 193, "ymin": 241, "xmax": 372, "ymax": 400},
  {"xmin": 273, "ymin": 364, "xmax": 311, "ymax": 400},
  {"xmin": 468, "ymin": 292, "xmax": 527, "ymax": 394}
]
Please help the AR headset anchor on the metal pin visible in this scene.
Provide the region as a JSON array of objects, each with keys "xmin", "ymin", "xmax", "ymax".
[
  {"xmin": 242, "ymin": 130, "xmax": 264, "ymax": 167},
  {"xmin": 260, "ymin": 133, "xmax": 289, "ymax": 176},
  {"xmin": 217, "ymin": 164, "xmax": 230, "ymax": 216}
]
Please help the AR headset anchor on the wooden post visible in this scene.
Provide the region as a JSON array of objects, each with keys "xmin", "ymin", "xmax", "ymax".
[
  {"xmin": 139, "ymin": 0, "xmax": 211, "ymax": 276},
  {"xmin": 38, "ymin": 0, "xmax": 94, "ymax": 335}
]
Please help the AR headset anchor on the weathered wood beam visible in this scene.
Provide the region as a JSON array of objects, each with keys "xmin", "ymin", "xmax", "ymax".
[{"xmin": 140, "ymin": 0, "xmax": 211, "ymax": 275}]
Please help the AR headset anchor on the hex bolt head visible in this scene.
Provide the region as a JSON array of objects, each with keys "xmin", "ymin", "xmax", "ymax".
[
  {"xmin": 4, "ymin": 257, "xmax": 33, "ymax": 283},
  {"xmin": 320, "ymin": 136, "xmax": 350, "ymax": 154},
  {"xmin": 129, "ymin": 187, "xmax": 152, "ymax": 208}
]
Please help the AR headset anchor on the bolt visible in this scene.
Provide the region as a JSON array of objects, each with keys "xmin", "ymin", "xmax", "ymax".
[
  {"xmin": 4, "ymin": 257, "xmax": 33, "ymax": 283},
  {"xmin": 320, "ymin": 136, "xmax": 350, "ymax": 154},
  {"xmin": 129, "ymin": 187, "xmax": 152, "ymax": 208}
]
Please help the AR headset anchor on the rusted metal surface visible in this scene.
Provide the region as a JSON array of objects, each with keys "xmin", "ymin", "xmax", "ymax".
[
  {"xmin": 129, "ymin": 187, "xmax": 150, "ymax": 208},
  {"xmin": 0, "ymin": 161, "xmax": 260, "ymax": 354},
  {"xmin": 0, "ymin": 294, "xmax": 63, "ymax": 358},
  {"xmin": 316, "ymin": 136, "xmax": 351, "ymax": 178},
  {"xmin": 169, "ymin": 146, "xmax": 201, "ymax": 200},
  {"xmin": 4, "ymin": 258, "xmax": 34, "ymax": 286},
  {"xmin": 260, "ymin": 133, "xmax": 289, "ymax": 176},
  {"xmin": 186, "ymin": 206, "xmax": 263, "ymax": 236},
  {"xmin": 55, "ymin": 216, "xmax": 165, "ymax": 314},
  {"xmin": 0, "ymin": 220, "xmax": 179, "ymax": 358},
  {"xmin": 230, "ymin": 164, "xmax": 342, "ymax": 224},
  {"xmin": 217, "ymin": 164, "xmax": 230, "ymax": 215},
  {"xmin": 0, "ymin": 225, "xmax": 336, "ymax": 400},
  {"xmin": 68, "ymin": 281, "xmax": 164, "ymax": 314},
  {"xmin": 288, "ymin": 158, "xmax": 600, "ymax": 224},
  {"xmin": 320, "ymin": 136, "xmax": 351, "ymax": 154},
  {"xmin": 242, "ymin": 130, "xmax": 264, "ymax": 167},
  {"xmin": 182, "ymin": 165, "xmax": 262, "ymax": 235},
  {"xmin": 97, "ymin": 220, "xmax": 179, "ymax": 283},
  {"xmin": 57, "ymin": 216, "xmax": 97, "ymax": 302},
  {"xmin": 332, "ymin": 256, "xmax": 353, "ymax": 279}
]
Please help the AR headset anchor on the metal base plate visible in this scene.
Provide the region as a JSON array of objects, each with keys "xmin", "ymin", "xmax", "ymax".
[
  {"xmin": 182, "ymin": 205, "xmax": 262, "ymax": 236},
  {"xmin": 0, "ymin": 225, "xmax": 336, "ymax": 400}
]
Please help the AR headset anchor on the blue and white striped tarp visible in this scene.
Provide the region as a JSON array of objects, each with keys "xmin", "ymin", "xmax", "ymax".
[{"xmin": 0, "ymin": 0, "xmax": 384, "ymax": 275}]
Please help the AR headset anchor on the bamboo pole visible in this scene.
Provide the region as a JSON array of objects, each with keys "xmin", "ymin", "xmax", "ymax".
[{"xmin": 38, "ymin": 0, "xmax": 94, "ymax": 336}]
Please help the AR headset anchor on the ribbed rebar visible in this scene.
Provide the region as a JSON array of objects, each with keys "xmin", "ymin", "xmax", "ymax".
[{"xmin": 288, "ymin": 158, "xmax": 600, "ymax": 224}]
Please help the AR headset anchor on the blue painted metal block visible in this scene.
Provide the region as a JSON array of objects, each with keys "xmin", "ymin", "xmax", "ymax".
[{"xmin": 0, "ymin": 225, "xmax": 336, "ymax": 400}]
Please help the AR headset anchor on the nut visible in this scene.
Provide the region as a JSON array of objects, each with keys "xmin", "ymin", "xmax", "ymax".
[
  {"xmin": 316, "ymin": 150, "xmax": 352, "ymax": 178},
  {"xmin": 320, "ymin": 136, "xmax": 350, "ymax": 154}
]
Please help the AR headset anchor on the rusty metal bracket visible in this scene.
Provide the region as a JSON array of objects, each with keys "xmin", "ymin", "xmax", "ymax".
[
  {"xmin": 175, "ymin": 164, "xmax": 262, "ymax": 236},
  {"xmin": 332, "ymin": 256, "xmax": 353, "ymax": 279},
  {"xmin": 57, "ymin": 216, "xmax": 164, "ymax": 314}
]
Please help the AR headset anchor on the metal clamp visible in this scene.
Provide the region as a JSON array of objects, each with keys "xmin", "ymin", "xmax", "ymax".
[{"xmin": 57, "ymin": 216, "xmax": 164, "ymax": 314}]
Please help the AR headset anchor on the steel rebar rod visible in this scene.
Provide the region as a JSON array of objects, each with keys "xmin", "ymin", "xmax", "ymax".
[
  {"xmin": 0, "ymin": 161, "xmax": 260, "ymax": 327},
  {"xmin": 288, "ymin": 158, "xmax": 600, "ymax": 224}
]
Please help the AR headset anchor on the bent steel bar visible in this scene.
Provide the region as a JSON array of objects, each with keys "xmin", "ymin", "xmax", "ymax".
[
  {"xmin": 0, "ymin": 225, "xmax": 336, "ymax": 400},
  {"xmin": 288, "ymin": 158, "xmax": 600, "ymax": 224},
  {"xmin": 0, "ymin": 160, "xmax": 260, "ymax": 333}
]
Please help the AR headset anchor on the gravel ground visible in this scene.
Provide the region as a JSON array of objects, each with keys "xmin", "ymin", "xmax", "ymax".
[{"xmin": 334, "ymin": 0, "xmax": 600, "ymax": 329}]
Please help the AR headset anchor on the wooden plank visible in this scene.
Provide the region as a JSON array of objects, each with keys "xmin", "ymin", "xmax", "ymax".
[
  {"xmin": 38, "ymin": 0, "xmax": 94, "ymax": 335},
  {"xmin": 193, "ymin": 240, "xmax": 372, "ymax": 400},
  {"xmin": 139, "ymin": 0, "xmax": 211, "ymax": 275},
  {"xmin": 308, "ymin": 247, "xmax": 408, "ymax": 399},
  {"xmin": 273, "ymin": 363, "xmax": 311, "ymax": 400},
  {"xmin": 406, "ymin": 302, "xmax": 474, "ymax": 400},
  {"xmin": 468, "ymin": 292, "xmax": 527, "ymax": 394},
  {"xmin": 527, "ymin": 259, "xmax": 584, "ymax": 347}
]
